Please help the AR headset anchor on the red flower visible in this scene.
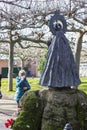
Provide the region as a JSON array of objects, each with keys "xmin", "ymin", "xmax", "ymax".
[
  {"xmin": 5, "ymin": 118, "xmax": 14, "ymax": 128},
  {"xmin": 5, "ymin": 122, "xmax": 9, "ymax": 128}
]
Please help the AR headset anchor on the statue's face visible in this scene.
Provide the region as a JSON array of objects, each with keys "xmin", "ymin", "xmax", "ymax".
[
  {"xmin": 53, "ymin": 20, "xmax": 63, "ymax": 31},
  {"xmin": 49, "ymin": 12, "xmax": 67, "ymax": 35},
  {"xmin": 53, "ymin": 23, "xmax": 61, "ymax": 31}
]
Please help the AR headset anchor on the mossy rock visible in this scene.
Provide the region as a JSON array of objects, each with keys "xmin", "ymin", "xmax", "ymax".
[
  {"xmin": 12, "ymin": 89, "xmax": 87, "ymax": 130},
  {"xmin": 12, "ymin": 90, "xmax": 44, "ymax": 130}
]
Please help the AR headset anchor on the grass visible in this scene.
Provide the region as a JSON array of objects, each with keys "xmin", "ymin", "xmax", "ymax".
[
  {"xmin": 78, "ymin": 77, "xmax": 87, "ymax": 94},
  {"xmin": 1, "ymin": 78, "xmax": 43, "ymax": 97},
  {"xmin": 1, "ymin": 77, "xmax": 87, "ymax": 97}
]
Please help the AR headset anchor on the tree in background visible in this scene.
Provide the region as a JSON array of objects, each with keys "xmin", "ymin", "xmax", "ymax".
[
  {"xmin": 38, "ymin": 54, "xmax": 46, "ymax": 74},
  {"xmin": 0, "ymin": 0, "xmax": 86, "ymax": 90}
]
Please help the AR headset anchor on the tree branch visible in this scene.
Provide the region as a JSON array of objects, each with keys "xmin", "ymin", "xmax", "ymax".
[
  {"xmin": 18, "ymin": 42, "xmax": 47, "ymax": 49},
  {"xmin": 19, "ymin": 36, "xmax": 47, "ymax": 44},
  {"xmin": 0, "ymin": 40, "xmax": 9, "ymax": 43},
  {"xmin": 0, "ymin": 0, "xmax": 30, "ymax": 10},
  {"xmin": 73, "ymin": 17, "xmax": 87, "ymax": 26}
]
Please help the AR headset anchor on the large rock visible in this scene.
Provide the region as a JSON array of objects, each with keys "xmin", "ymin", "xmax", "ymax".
[{"xmin": 12, "ymin": 88, "xmax": 87, "ymax": 130}]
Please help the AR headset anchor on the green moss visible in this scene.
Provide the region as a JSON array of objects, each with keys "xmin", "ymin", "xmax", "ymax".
[
  {"xmin": 76, "ymin": 102, "xmax": 87, "ymax": 129},
  {"xmin": 42, "ymin": 119, "xmax": 63, "ymax": 130},
  {"xmin": 12, "ymin": 89, "xmax": 87, "ymax": 130},
  {"xmin": 13, "ymin": 111, "xmax": 40, "ymax": 130},
  {"xmin": 12, "ymin": 90, "xmax": 44, "ymax": 130}
]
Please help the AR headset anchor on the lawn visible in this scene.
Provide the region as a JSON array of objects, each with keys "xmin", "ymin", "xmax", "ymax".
[
  {"xmin": 78, "ymin": 77, "xmax": 87, "ymax": 94},
  {"xmin": 1, "ymin": 77, "xmax": 87, "ymax": 97},
  {"xmin": 1, "ymin": 78, "xmax": 42, "ymax": 97}
]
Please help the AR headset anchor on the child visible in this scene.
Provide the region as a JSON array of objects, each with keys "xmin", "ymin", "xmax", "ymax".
[{"xmin": 14, "ymin": 70, "xmax": 30, "ymax": 108}]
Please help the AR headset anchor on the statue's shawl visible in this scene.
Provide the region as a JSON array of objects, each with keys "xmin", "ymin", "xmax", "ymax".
[{"xmin": 39, "ymin": 12, "xmax": 81, "ymax": 87}]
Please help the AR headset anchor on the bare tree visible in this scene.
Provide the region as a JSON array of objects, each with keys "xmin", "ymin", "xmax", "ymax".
[
  {"xmin": 14, "ymin": 44, "xmax": 46, "ymax": 68},
  {"xmin": 66, "ymin": 0, "xmax": 87, "ymax": 73},
  {"xmin": 0, "ymin": 0, "xmax": 86, "ymax": 90},
  {"xmin": 0, "ymin": 1, "xmax": 47, "ymax": 90}
]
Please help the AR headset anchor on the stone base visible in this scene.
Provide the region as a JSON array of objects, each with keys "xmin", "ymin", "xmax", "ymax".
[{"xmin": 12, "ymin": 88, "xmax": 87, "ymax": 130}]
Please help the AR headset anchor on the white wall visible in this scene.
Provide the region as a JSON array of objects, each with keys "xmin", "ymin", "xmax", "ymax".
[{"xmin": 80, "ymin": 62, "xmax": 87, "ymax": 77}]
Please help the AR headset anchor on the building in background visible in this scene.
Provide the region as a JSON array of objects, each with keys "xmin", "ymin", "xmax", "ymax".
[
  {"xmin": 0, "ymin": 59, "xmax": 38, "ymax": 78},
  {"xmin": 0, "ymin": 59, "xmax": 87, "ymax": 78}
]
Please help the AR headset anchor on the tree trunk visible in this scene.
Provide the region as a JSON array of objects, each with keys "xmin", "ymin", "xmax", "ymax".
[
  {"xmin": 21, "ymin": 59, "xmax": 25, "ymax": 69},
  {"xmin": 8, "ymin": 26, "xmax": 15, "ymax": 92},
  {"xmin": 8, "ymin": 42, "xmax": 14, "ymax": 91},
  {"xmin": 74, "ymin": 32, "xmax": 83, "ymax": 74}
]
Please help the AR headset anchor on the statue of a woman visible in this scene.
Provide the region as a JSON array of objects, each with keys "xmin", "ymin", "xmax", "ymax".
[{"xmin": 39, "ymin": 12, "xmax": 81, "ymax": 88}]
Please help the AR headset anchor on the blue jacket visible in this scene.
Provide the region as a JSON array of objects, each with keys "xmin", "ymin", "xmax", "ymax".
[{"xmin": 14, "ymin": 76, "xmax": 30, "ymax": 102}]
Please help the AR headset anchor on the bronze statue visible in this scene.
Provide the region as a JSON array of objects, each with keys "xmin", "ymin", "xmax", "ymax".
[{"xmin": 39, "ymin": 12, "xmax": 81, "ymax": 88}]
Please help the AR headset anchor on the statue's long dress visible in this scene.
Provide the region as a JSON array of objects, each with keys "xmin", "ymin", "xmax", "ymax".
[{"xmin": 39, "ymin": 32, "xmax": 81, "ymax": 88}]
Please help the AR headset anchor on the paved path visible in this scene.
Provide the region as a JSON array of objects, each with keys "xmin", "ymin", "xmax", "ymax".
[{"xmin": 0, "ymin": 95, "xmax": 17, "ymax": 130}]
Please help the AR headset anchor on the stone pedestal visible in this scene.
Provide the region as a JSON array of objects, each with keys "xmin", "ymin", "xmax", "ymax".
[{"xmin": 13, "ymin": 89, "xmax": 87, "ymax": 130}]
